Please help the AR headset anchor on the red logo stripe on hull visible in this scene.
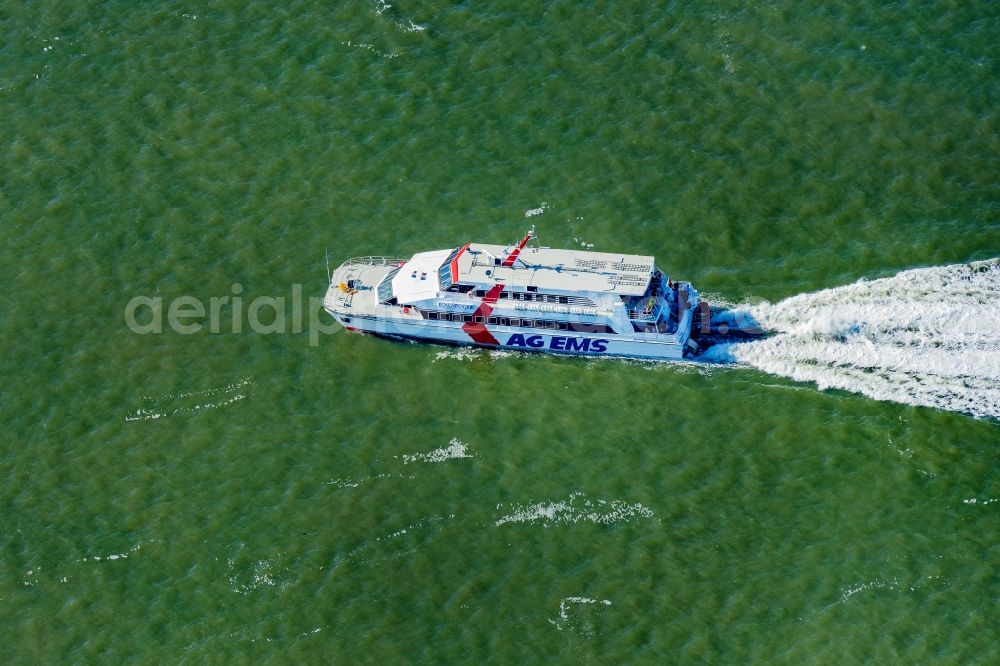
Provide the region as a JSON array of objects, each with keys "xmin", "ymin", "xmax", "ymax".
[{"xmin": 461, "ymin": 284, "xmax": 504, "ymax": 345}]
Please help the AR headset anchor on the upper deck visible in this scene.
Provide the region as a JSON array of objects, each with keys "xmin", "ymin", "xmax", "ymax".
[{"xmin": 451, "ymin": 243, "xmax": 655, "ymax": 296}]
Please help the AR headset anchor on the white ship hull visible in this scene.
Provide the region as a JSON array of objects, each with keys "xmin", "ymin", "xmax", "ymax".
[
  {"xmin": 323, "ymin": 234, "xmax": 708, "ymax": 361},
  {"xmin": 329, "ymin": 309, "xmax": 695, "ymax": 360}
]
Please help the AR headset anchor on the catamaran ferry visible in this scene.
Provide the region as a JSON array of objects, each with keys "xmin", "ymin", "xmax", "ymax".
[{"xmin": 323, "ymin": 230, "xmax": 711, "ymax": 360}]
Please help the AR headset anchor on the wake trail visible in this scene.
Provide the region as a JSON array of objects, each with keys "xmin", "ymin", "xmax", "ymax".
[{"xmin": 706, "ymin": 259, "xmax": 1000, "ymax": 419}]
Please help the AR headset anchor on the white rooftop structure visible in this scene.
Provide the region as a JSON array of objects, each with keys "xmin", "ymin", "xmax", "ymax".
[{"xmin": 392, "ymin": 249, "xmax": 450, "ymax": 304}]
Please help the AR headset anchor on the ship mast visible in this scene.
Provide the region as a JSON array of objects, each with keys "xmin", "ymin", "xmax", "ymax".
[{"xmin": 502, "ymin": 226, "xmax": 535, "ymax": 267}]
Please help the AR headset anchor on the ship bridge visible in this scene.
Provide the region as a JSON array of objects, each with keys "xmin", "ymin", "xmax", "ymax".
[{"xmin": 389, "ymin": 249, "xmax": 451, "ymax": 304}]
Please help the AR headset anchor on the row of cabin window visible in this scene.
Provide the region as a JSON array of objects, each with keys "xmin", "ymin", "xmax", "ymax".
[
  {"xmin": 479, "ymin": 290, "xmax": 568, "ymax": 303},
  {"xmin": 420, "ymin": 310, "xmax": 616, "ymax": 334},
  {"xmin": 445, "ymin": 284, "xmax": 573, "ymax": 304}
]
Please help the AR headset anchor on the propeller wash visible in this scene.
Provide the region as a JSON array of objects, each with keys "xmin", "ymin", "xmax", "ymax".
[{"xmin": 709, "ymin": 259, "xmax": 1000, "ymax": 419}]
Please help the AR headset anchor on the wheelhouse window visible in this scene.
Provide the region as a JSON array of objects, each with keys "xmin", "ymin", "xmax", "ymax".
[
  {"xmin": 438, "ymin": 246, "xmax": 463, "ymax": 289},
  {"xmin": 377, "ymin": 267, "xmax": 400, "ymax": 303}
]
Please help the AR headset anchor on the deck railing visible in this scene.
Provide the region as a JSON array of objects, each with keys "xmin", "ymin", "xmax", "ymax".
[
  {"xmin": 626, "ymin": 303, "xmax": 662, "ymax": 321},
  {"xmin": 341, "ymin": 256, "xmax": 405, "ymax": 268}
]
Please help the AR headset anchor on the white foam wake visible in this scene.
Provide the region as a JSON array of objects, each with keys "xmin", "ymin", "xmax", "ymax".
[
  {"xmin": 715, "ymin": 259, "xmax": 1000, "ymax": 419},
  {"xmin": 126, "ymin": 377, "xmax": 252, "ymax": 421},
  {"xmin": 495, "ymin": 492, "xmax": 655, "ymax": 527},
  {"xmin": 399, "ymin": 438, "xmax": 474, "ymax": 464},
  {"xmin": 549, "ymin": 596, "xmax": 613, "ymax": 634}
]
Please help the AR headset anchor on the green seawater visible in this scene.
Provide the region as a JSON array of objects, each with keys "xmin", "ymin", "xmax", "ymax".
[{"xmin": 2, "ymin": 1, "xmax": 999, "ymax": 662}]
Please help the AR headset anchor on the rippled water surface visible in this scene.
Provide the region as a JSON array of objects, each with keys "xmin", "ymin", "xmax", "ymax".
[{"xmin": 2, "ymin": 1, "xmax": 998, "ymax": 662}]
